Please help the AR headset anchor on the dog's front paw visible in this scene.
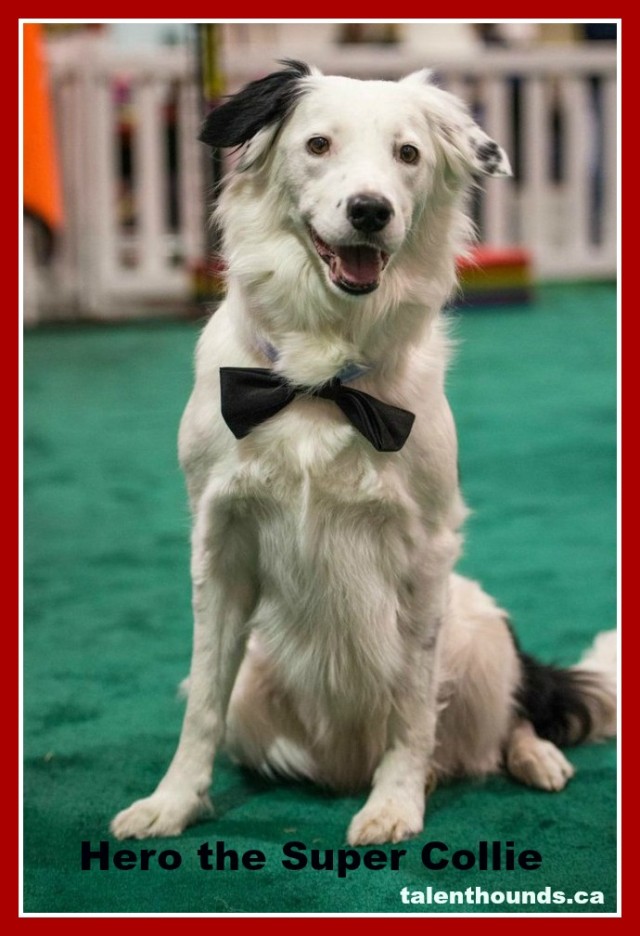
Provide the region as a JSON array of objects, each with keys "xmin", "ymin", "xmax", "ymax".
[
  {"xmin": 110, "ymin": 789, "xmax": 213, "ymax": 840},
  {"xmin": 347, "ymin": 796, "xmax": 424, "ymax": 846}
]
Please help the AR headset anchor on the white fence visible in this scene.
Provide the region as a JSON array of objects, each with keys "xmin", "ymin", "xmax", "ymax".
[
  {"xmin": 36, "ymin": 37, "xmax": 205, "ymax": 320},
  {"xmin": 29, "ymin": 37, "xmax": 617, "ymax": 321}
]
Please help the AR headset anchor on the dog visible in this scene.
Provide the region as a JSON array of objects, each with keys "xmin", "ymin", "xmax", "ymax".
[{"xmin": 111, "ymin": 61, "xmax": 616, "ymax": 846}]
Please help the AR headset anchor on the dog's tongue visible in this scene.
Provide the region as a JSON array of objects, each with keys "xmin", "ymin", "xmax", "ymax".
[{"xmin": 332, "ymin": 245, "xmax": 382, "ymax": 286}]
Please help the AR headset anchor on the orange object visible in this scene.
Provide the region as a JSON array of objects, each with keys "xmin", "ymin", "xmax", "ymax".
[{"xmin": 23, "ymin": 23, "xmax": 63, "ymax": 230}]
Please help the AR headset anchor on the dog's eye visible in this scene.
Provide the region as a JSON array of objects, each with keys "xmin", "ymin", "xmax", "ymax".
[
  {"xmin": 307, "ymin": 136, "xmax": 331, "ymax": 156},
  {"xmin": 399, "ymin": 144, "xmax": 419, "ymax": 165}
]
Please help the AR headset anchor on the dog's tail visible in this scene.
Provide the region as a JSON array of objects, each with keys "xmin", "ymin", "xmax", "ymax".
[{"xmin": 515, "ymin": 630, "xmax": 617, "ymax": 746}]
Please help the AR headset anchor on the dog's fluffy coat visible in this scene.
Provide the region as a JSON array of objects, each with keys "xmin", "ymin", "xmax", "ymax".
[{"xmin": 111, "ymin": 62, "xmax": 616, "ymax": 845}]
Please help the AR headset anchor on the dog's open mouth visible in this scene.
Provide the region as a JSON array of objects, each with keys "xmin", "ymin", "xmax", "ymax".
[{"xmin": 309, "ymin": 228, "xmax": 389, "ymax": 295}]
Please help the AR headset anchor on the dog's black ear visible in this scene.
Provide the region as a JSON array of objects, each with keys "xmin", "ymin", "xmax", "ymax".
[{"xmin": 199, "ymin": 59, "xmax": 311, "ymax": 149}]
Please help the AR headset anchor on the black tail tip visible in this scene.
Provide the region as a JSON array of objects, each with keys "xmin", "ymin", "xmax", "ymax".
[{"xmin": 516, "ymin": 652, "xmax": 612, "ymax": 747}]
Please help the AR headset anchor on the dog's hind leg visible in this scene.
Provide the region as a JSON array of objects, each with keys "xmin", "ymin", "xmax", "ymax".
[
  {"xmin": 505, "ymin": 719, "xmax": 575, "ymax": 791},
  {"xmin": 505, "ymin": 629, "xmax": 616, "ymax": 792}
]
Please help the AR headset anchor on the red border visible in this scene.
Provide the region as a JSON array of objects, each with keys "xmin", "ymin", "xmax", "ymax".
[{"xmin": 16, "ymin": 9, "xmax": 626, "ymax": 929}]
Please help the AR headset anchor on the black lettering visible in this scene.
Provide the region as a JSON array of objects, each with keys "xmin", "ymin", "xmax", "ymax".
[
  {"xmin": 477, "ymin": 840, "xmax": 488, "ymax": 869},
  {"xmin": 519, "ymin": 849, "xmax": 542, "ymax": 870},
  {"xmin": 389, "ymin": 849, "xmax": 406, "ymax": 870},
  {"xmin": 281, "ymin": 841, "xmax": 308, "ymax": 871},
  {"xmin": 421, "ymin": 841, "xmax": 448, "ymax": 870},
  {"xmin": 80, "ymin": 839, "xmax": 183, "ymax": 872},
  {"xmin": 215, "ymin": 841, "xmax": 239, "ymax": 870},
  {"xmin": 336, "ymin": 850, "xmax": 360, "ymax": 878},
  {"xmin": 158, "ymin": 850, "xmax": 181, "ymax": 870},
  {"xmin": 81, "ymin": 840, "xmax": 110, "ymax": 871},
  {"xmin": 139, "ymin": 849, "xmax": 156, "ymax": 870},
  {"xmin": 452, "ymin": 849, "xmax": 475, "ymax": 870},
  {"xmin": 504, "ymin": 841, "xmax": 516, "ymax": 871},
  {"xmin": 242, "ymin": 849, "xmax": 266, "ymax": 870},
  {"xmin": 310, "ymin": 850, "xmax": 333, "ymax": 871},
  {"xmin": 197, "ymin": 842, "xmax": 214, "ymax": 870},
  {"xmin": 113, "ymin": 849, "xmax": 137, "ymax": 870},
  {"xmin": 363, "ymin": 849, "xmax": 387, "ymax": 870}
]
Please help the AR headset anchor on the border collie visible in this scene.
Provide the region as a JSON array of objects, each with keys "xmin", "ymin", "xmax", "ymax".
[{"xmin": 111, "ymin": 62, "xmax": 616, "ymax": 845}]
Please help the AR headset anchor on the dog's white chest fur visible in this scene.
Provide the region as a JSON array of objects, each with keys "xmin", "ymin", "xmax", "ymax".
[{"xmin": 213, "ymin": 403, "xmax": 414, "ymax": 714}]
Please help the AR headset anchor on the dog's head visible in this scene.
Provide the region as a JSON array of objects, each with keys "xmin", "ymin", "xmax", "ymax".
[{"xmin": 201, "ymin": 61, "xmax": 511, "ymax": 301}]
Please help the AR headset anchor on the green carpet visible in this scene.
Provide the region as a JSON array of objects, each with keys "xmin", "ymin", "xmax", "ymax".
[{"xmin": 23, "ymin": 283, "xmax": 617, "ymax": 914}]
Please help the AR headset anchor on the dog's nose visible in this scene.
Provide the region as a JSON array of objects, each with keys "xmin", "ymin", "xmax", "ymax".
[{"xmin": 347, "ymin": 194, "xmax": 394, "ymax": 233}]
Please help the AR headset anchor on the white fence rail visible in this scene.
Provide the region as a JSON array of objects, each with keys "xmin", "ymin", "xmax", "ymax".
[
  {"xmin": 31, "ymin": 38, "xmax": 617, "ymax": 320},
  {"xmin": 40, "ymin": 37, "xmax": 205, "ymax": 319}
]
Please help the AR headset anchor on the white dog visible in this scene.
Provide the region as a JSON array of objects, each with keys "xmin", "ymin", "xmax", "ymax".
[{"xmin": 111, "ymin": 62, "xmax": 616, "ymax": 846}]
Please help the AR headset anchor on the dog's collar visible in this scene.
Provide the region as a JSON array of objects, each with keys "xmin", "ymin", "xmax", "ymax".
[{"xmin": 255, "ymin": 336, "xmax": 371, "ymax": 385}]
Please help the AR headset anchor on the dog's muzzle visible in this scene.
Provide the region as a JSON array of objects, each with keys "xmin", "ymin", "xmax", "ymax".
[{"xmin": 309, "ymin": 227, "xmax": 390, "ymax": 296}]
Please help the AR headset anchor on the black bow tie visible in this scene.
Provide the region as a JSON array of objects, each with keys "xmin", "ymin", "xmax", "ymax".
[{"xmin": 220, "ymin": 367, "xmax": 415, "ymax": 452}]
